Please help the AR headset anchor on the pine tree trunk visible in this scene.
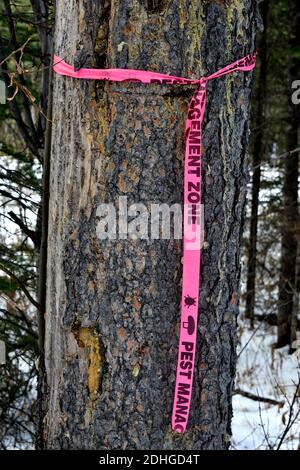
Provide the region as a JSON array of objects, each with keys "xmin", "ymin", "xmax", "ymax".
[
  {"xmin": 245, "ymin": 0, "xmax": 269, "ymax": 328},
  {"xmin": 42, "ymin": 0, "xmax": 256, "ymax": 450},
  {"xmin": 277, "ymin": 0, "xmax": 300, "ymax": 350}
]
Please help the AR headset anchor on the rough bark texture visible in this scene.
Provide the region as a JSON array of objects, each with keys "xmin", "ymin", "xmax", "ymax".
[
  {"xmin": 43, "ymin": 0, "xmax": 257, "ymax": 450},
  {"xmin": 277, "ymin": 0, "xmax": 299, "ymax": 350}
]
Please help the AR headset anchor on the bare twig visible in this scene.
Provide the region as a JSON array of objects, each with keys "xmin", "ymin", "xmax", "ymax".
[
  {"xmin": 0, "ymin": 36, "xmax": 32, "ymax": 67},
  {"xmin": 276, "ymin": 376, "xmax": 300, "ymax": 450},
  {"xmin": 258, "ymin": 397, "xmax": 273, "ymax": 449},
  {"xmin": 234, "ymin": 388, "xmax": 285, "ymax": 406},
  {"xmin": 237, "ymin": 317, "xmax": 266, "ymax": 358},
  {"xmin": 8, "ymin": 211, "xmax": 39, "ymax": 247}
]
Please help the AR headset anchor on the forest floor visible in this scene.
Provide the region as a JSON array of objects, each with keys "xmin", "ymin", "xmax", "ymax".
[{"xmin": 231, "ymin": 321, "xmax": 300, "ymax": 450}]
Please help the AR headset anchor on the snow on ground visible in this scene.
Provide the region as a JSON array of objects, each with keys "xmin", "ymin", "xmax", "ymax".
[{"xmin": 232, "ymin": 321, "xmax": 300, "ymax": 450}]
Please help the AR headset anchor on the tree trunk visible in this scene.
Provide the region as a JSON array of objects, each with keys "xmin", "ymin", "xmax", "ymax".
[
  {"xmin": 245, "ymin": 0, "xmax": 268, "ymax": 328},
  {"xmin": 42, "ymin": 0, "xmax": 256, "ymax": 450},
  {"xmin": 277, "ymin": 0, "xmax": 300, "ymax": 350}
]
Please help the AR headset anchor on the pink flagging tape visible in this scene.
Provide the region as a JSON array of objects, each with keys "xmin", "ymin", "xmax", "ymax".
[{"xmin": 53, "ymin": 52, "xmax": 256, "ymax": 433}]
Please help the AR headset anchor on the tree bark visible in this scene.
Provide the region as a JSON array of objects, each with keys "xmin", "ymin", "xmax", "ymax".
[
  {"xmin": 277, "ymin": 0, "xmax": 300, "ymax": 350},
  {"xmin": 245, "ymin": 0, "xmax": 268, "ymax": 328},
  {"xmin": 42, "ymin": 0, "xmax": 256, "ymax": 449}
]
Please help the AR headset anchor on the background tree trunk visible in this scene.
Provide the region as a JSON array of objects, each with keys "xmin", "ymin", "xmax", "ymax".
[
  {"xmin": 277, "ymin": 0, "xmax": 300, "ymax": 350},
  {"xmin": 245, "ymin": 0, "xmax": 269, "ymax": 328},
  {"xmin": 42, "ymin": 0, "xmax": 256, "ymax": 449}
]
